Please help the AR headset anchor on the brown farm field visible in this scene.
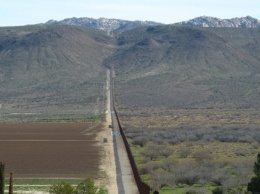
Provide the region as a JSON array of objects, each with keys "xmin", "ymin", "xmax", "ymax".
[{"xmin": 0, "ymin": 123, "xmax": 103, "ymax": 178}]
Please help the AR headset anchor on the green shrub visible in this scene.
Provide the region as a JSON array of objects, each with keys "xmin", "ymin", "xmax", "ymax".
[
  {"xmin": 49, "ymin": 181, "xmax": 74, "ymax": 194},
  {"xmin": 212, "ymin": 187, "xmax": 223, "ymax": 194},
  {"xmin": 75, "ymin": 178, "xmax": 98, "ymax": 194},
  {"xmin": 49, "ymin": 178, "xmax": 108, "ymax": 194},
  {"xmin": 248, "ymin": 153, "xmax": 260, "ymax": 193},
  {"xmin": 98, "ymin": 187, "xmax": 108, "ymax": 194}
]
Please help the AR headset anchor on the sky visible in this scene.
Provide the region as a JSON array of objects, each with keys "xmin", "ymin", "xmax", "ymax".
[{"xmin": 1, "ymin": 0, "xmax": 260, "ymax": 27}]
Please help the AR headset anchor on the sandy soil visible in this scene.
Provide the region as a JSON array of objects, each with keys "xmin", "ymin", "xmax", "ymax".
[{"xmin": 96, "ymin": 69, "xmax": 118, "ymax": 194}]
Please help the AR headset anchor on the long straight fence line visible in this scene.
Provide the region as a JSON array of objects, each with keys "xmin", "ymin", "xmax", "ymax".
[{"xmin": 113, "ymin": 107, "xmax": 151, "ymax": 194}]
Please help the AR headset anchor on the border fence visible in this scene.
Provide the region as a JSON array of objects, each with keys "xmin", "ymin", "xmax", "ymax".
[{"xmin": 114, "ymin": 107, "xmax": 151, "ymax": 194}]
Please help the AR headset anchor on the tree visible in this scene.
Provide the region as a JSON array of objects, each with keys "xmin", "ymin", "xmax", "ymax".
[
  {"xmin": 212, "ymin": 187, "xmax": 223, "ymax": 194},
  {"xmin": 0, "ymin": 162, "xmax": 4, "ymax": 194},
  {"xmin": 179, "ymin": 146, "xmax": 191, "ymax": 158},
  {"xmin": 75, "ymin": 178, "xmax": 98, "ymax": 194},
  {"xmin": 140, "ymin": 143, "xmax": 160, "ymax": 161},
  {"xmin": 254, "ymin": 153, "xmax": 260, "ymax": 177},
  {"xmin": 49, "ymin": 181, "xmax": 74, "ymax": 194},
  {"xmin": 150, "ymin": 169, "xmax": 171, "ymax": 191},
  {"xmin": 248, "ymin": 153, "xmax": 260, "ymax": 193}
]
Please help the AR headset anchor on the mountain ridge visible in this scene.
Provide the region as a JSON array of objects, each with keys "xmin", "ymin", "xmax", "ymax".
[
  {"xmin": 0, "ymin": 25, "xmax": 116, "ymax": 115},
  {"xmin": 45, "ymin": 16, "xmax": 260, "ymax": 32},
  {"xmin": 175, "ymin": 16, "xmax": 260, "ymax": 28},
  {"xmin": 0, "ymin": 24, "xmax": 259, "ymax": 116},
  {"xmin": 106, "ymin": 25, "xmax": 260, "ymax": 110},
  {"xmin": 46, "ymin": 17, "xmax": 161, "ymax": 32}
]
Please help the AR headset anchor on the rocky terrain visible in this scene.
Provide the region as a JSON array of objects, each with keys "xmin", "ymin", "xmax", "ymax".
[
  {"xmin": 175, "ymin": 16, "xmax": 260, "ymax": 28},
  {"xmin": 46, "ymin": 17, "xmax": 161, "ymax": 32},
  {"xmin": 0, "ymin": 22, "xmax": 259, "ymax": 116},
  {"xmin": 0, "ymin": 25, "xmax": 115, "ymax": 115},
  {"xmin": 106, "ymin": 25, "xmax": 260, "ymax": 111},
  {"xmin": 45, "ymin": 16, "xmax": 260, "ymax": 33}
]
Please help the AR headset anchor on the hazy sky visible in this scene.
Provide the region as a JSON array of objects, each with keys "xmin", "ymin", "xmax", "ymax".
[{"xmin": 1, "ymin": 0, "xmax": 260, "ymax": 26}]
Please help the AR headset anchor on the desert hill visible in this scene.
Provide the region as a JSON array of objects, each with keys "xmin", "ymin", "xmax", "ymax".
[
  {"xmin": 106, "ymin": 26, "xmax": 260, "ymax": 111},
  {"xmin": 0, "ymin": 25, "xmax": 115, "ymax": 116},
  {"xmin": 0, "ymin": 24, "xmax": 259, "ymax": 118}
]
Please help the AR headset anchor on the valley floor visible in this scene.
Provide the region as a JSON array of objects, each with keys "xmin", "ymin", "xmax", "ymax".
[{"xmin": 119, "ymin": 109, "xmax": 260, "ymax": 193}]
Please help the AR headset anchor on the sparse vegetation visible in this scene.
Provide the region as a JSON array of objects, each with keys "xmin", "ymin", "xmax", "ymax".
[
  {"xmin": 0, "ymin": 25, "xmax": 116, "ymax": 119},
  {"xmin": 1, "ymin": 18, "xmax": 260, "ymax": 194},
  {"xmin": 49, "ymin": 178, "xmax": 108, "ymax": 194},
  {"xmin": 49, "ymin": 181, "xmax": 74, "ymax": 194},
  {"xmin": 111, "ymin": 26, "xmax": 260, "ymax": 194},
  {"xmin": 120, "ymin": 110, "xmax": 260, "ymax": 193},
  {"xmin": 111, "ymin": 26, "xmax": 260, "ymax": 111}
]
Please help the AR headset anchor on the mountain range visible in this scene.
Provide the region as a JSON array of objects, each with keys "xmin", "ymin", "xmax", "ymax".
[
  {"xmin": 0, "ymin": 25, "xmax": 115, "ymax": 116},
  {"xmin": 107, "ymin": 26, "xmax": 260, "ymax": 111},
  {"xmin": 46, "ymin": 16, "xmax": 260, "ymax": 32},
  {"xmin": 0, "ymin": 16, "xmax": 259, "ymax": 117},
  {"xmin": 175, "ymin": 16, "xmax": 260, "ymax": 28},
  {"xmin": 46, "ymin": 17, "xmax": 161, "ymax": 33}
]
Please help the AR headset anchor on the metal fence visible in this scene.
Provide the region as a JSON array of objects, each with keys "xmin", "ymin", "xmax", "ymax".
[{"xmin": 114, "ymin": 107, "xmax": 151, "ymax": 194}]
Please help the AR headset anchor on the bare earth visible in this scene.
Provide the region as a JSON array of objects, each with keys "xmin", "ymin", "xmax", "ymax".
[
  {"xmin": 96, "ymin": 69, "xmax": 118, "ymax": 194},
  {"xmin": 0, "ymin": 123, "xmax": 102, "ymax": 178}
]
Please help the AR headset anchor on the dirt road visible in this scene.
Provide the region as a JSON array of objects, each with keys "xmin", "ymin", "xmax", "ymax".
[
  {"xmin": 97, "ymin": 69, "xmax": 118, "ymax": 194},
  {"xmin": 109, "ymin": 68, "xmax": 139, "ymax": 194}
]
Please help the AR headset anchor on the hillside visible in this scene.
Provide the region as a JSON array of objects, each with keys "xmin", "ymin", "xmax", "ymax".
[
  {"xmin": 106, "ymin": 26, "xmax": 260, "ymax": 112},
  {"xmin": 0, "ymin": 24, "xmax": 259, "ymax": 118},
  {"xmin": 0, "ymin": 25, "xmax": 115, "ymax": 117}
]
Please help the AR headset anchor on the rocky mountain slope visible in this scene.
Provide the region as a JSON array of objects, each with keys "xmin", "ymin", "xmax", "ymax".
[
  {"xmin": 0, "ymin": 25, "xmax": 115, "ymax": 115},
  {"xmin": 0, "ymin": 24, "xmax": 259, "ymax": 116},
  {"xmin": 175, "ymin": 16, "xmax": 260, "ymax": 28},
  {"xmin": 46, "ymin": 17, "xmax": 161, "ymax": 32},
  {"xmin": 106, "ymin": 26, "xmax": 260, "ymax": 111}
]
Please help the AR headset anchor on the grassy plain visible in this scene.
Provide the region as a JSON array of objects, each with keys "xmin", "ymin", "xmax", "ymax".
[{"xmin": 120, "ymin": 109, "xmax": 260, "ymax": 127}]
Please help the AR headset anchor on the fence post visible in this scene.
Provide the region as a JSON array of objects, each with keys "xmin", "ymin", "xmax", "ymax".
[
  {"xmin": 9, "ymin": 172, "xmax": 13, "ymax": 194},
  {"xmin": 0, "ymin": 162, "xmax": 5, "ymax": 194}
]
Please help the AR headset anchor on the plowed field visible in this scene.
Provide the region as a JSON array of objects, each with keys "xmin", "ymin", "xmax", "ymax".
[{"xmin": 0, "ymin": 123, "xmax": 102, "ymax": 178}]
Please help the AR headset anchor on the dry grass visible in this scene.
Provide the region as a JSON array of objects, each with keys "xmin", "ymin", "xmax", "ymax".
[{"xmin": 121, "ymin": 109, "xmax": 260, "ymax": 128}]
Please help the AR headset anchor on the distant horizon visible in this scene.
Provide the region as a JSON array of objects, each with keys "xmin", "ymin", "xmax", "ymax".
[
  {"xmin": 47, "ymin": 14, "xmax": 259, "ymax": 23},
  {"xmin": 1, "ymin": 0, "xmax": 260, "ymax": 27},
  {"xmin": 2, "ymin": 15, "xmax": 260, "ymax": 28}
]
